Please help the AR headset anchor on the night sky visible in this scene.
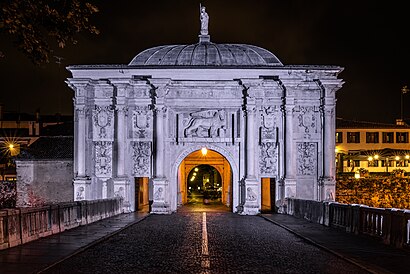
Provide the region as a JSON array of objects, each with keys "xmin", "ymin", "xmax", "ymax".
[{"xmin": 0, "ymin": 0, "xmax": 409, "ymax": 124}]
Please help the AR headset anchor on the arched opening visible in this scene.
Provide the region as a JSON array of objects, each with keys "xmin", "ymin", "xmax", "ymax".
[
  {"xmin": 177, "ymin": 148, "xmax": 232, "ymax": 211},
  {"xmin": 187, "ymin": 164, "xmax": 222, "ymax": 204}
]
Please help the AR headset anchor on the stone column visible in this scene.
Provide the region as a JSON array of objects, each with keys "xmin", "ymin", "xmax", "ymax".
[
  {"xmin": 76, "ymin": 106, "xmax": 86, "ymax": 177},
  {"xmin": 109, "ymin": 82, "xmax": 131, "ymax": 212},
  {"xmin": 246, "ymin": 106, "xmax": 256, "ymax": 179},
  {"xmin": 116, "ymin": 106, "xmax": 127, "ymax": 177},
  {"xmin": 323, "ymin": 106, "xmax": 335, "ymax": 178},
  {"xmin": 320, "ymin": 105, "xmax": 336, "ymax": 201},
  {"xmin": 73, "ymin": 105, "xmax": 91, "ymax": 201},
  {"xmin": 151, "ymin": 105, "xmax": 169, "ymax": 214},
  {"xmin": 241, "ymin": 105, "xmax": 259, "ymax": 215},
  {"xmin": 155, "ymin": 106, "xmax": 165, "ymax": 178},
  {"xmin": 284, "ymin": 102, "xmax": 297, "ymax": 199}
]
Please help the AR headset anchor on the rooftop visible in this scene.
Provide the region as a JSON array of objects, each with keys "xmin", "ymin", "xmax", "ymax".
[
  {"xmin": 16, "ymin": 136, "xmax": 73, "ymax": 160},
  {"xmin": 336, "ymin": 118, "xmax": 410, "ymax": 129},
  {"xmin": 128, "ymin": 43, "xmax": 283, "ymax": 67}
]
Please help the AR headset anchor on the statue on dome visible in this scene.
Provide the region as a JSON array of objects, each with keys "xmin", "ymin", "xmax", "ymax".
[{"xmin": 200, "ymin": 4, "xmax": 209, "ymax": 35}]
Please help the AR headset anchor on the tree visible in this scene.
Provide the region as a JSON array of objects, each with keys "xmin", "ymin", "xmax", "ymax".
[{"xmin": 0, "ymin": 0, "xmax": 99, "ymax": 65}]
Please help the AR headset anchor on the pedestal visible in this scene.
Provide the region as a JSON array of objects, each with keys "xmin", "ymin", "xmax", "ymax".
[
  {"xmin": 151, "ymin": 178, "xmax": 171, "ymax": 214},
  {"xmin": 284, "ymin": 178, "xmax": 297, "ymax": 198},
  {"xmin": 240, "ymin": 178, "xmax": 259, "ymax": 215},
  {"xmin": 113, "ymin": 178, "xmax": 131, "ymax": 212},
  {"xmin": 319, "ymin": 176, "xmax": 335, "ymax": 201},
  {"xmin": 73, "ymin": 177, "xmax": 91, "ymax": 201}
]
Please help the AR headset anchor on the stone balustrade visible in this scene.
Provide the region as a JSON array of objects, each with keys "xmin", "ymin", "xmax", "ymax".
[
  {"xmin": 285, "ymin": 198, "xmax": 410, "ymax": 249},
  {"xmin": 0, "ymin": 198, "xmax": 123, "ymax": 250}
]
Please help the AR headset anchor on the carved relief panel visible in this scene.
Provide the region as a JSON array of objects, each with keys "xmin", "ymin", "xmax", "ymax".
[
  {"xmin": 259, "ymin": 106, "xmax": 279, "ymax": 176},
  {"xmin": 131, "ymin": 106, "xmax": 152, "ymax": 139},
  {"xmin": 260, "ymin": 106, "xmax": 279, "ymax": 140},
  {"xmin": 182, "ymin": 109, "xmax": 227, "ymax": 138},
  {"xmin": 259, "ymin": 142, "xmax": 278, "ymax": 176},
  {"xmin": 296, "ymin": 142, "xmax": 317, "ymax": 176},
  {"xmin": 132, "ymin": 141, "xmax": 151, "ymax": 177},
  {"xmin": 94, "ymin": 141, "xmax": 112, "ymax": 177},
  {"xmin": 92, "ymin": 105, "xmax": 114, "ymax": 141},
  {"xmin": 294, "ymin": 106, "xmax": 319, "ymax": 138}
]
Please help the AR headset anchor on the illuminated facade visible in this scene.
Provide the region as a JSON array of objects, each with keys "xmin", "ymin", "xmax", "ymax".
[
  {"xmin": 336, "ymin": 118, "xmax": 410, "ymax": 174},
  {"xmin": 66, "ymin": 15, "xmax": 343, "ymax": 214}
]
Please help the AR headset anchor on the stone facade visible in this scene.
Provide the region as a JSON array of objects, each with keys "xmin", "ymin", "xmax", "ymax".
[
  {"xmin": 66, "ymin": 19, "xmax": 343, "ymax": 214},
  {"xmin": 15, "ymin": 136, "xmax": 74, "ymax": 207},
  {"xmin": 16, "ymin": 160, "xmax": 74, "ymax": 206}
]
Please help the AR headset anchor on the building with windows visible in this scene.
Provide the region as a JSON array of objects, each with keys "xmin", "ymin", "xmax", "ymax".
[{"xmin": 335, "ymin": 118, "xmax": 410, "ymax": 174}]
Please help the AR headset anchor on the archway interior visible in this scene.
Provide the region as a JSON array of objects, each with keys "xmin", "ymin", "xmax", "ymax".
[
  {"xmin": 178, "ymin": 149, "xmax": 232, "ymax": 209},
  {"xmin": 187, "ymin": 164, "xmax": 222, "ymax": 204}
]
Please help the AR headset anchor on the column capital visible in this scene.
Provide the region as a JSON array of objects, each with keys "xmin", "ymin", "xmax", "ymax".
[
  {"xmin": 75, "ymin": 105, "xmax": 87, "ymax": 118},
  {"xmin": 116, "ymin": 105, "xmax": 129, "ymax": 116}
]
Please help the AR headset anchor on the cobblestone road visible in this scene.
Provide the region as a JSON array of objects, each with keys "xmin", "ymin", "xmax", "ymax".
[{"xmin": 42, "ymin": 211, "xmax": 369, "ymax": 274}]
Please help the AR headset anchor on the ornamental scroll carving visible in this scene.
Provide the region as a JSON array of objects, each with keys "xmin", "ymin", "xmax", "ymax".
[
  {"xmin": 259, "ymin": 142, "xmax": 277, "ymax": 175},
  {"xmin": 93, "ymin": 105, "xmax": 113, "ymax": 140},
  {"xmin": 297, "ymin": 142, "xmax": 316, "ymax": 175},
  {"xmin": 132, "ymin": 107, "xmax": 151, "ymax": 138},
  {"xmin": 296, "ymin": 106, "xmax": 318, "ymax": 137},
  {"xmin": 261, "ymin": 106, "xmax": 278, "ymax": 140},
  {"xmin": 132, "ymin": 141, "xmax": 151, "ymax": 176},
  {"xmin": 94, "ymin": 141, "xmax": 112, "ymax": 177},
  {"xmin": 183, "ymin": 109, "xmax": 226, "ymax": 137}
]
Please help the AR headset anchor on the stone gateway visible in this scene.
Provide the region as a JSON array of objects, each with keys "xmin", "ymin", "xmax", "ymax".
[{"xmin": 66, "ymin": 9, "xmax": 344, "ymax": 215}]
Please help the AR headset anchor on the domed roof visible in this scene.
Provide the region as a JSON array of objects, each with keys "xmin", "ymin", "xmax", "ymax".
[{"xmin": 128, "ymin": 42, "xmax": 283, "ymax": 67}]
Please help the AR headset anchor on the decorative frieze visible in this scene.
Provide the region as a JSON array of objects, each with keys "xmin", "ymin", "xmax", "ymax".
[
  {"xmin": 297, "ymin": 142, "xmax": 317, "ymax": 175},
  {"xmin": 132, "ymin": 141, "xmax": 151, "ymax": 177},
  {"xmin": 94, "ymin": 141, "xmax": 112, "ymax": 177}
]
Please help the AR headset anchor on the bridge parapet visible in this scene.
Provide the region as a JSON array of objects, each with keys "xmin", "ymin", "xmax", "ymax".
[
  {"xmin": 285, "ymin": 198, "xmax": 410, "ymax": 249},
  {"xmin": 0, "ymin": 198, "xmax": 123, "ymax": 250}
]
